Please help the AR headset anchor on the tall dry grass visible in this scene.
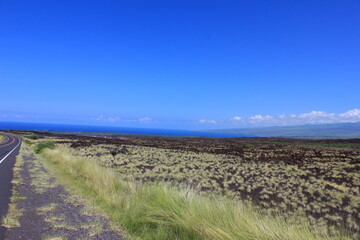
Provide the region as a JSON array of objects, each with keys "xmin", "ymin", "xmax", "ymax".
[
  {"xmin": 0, "ymin": 133, "xmax": 6, "ymax": 143},
  {"xmin": 39, "ymin": 147, "xmax": 351, "ymax": 240}
]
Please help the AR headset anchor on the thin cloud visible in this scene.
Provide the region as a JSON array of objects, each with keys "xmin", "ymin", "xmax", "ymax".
[
  {"xmin": 93, "ymin": 115, "xmax": 105, "ymax": 121},
  {"xmin": 0, "ymin": 113, "xmax": 45, "ymax": 120},
  {"xmin": 107, "ymin": 117, "xmax": 120, "ymax": 122},
  {"xmin": 199, "ymin": 119, "xmax": 217, "ymax": 124},
  {"xmin": 230, "ymin": 108, "xmax": 360, "ymax": 126},
  {"xmin": 92, "ymin": 115, "xmax": 122, "ymax": 122},
  {"xmin": 92, "ymin": 115, "xmax": 152, "ymax": 123},
  {"xmin": 138, "ymin": 117, "xmax": 152, "ymax": 123},
  {"xmin": 249, "ymin": 115, "xmax": 273, "ymax": 121},
  {"xmin": 231, "ymin": 116, "xmax": 242, "ymax": 121}
]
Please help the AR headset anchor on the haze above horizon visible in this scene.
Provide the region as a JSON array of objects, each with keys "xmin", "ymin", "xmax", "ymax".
[{"xmin": 1, "ymin": 1, "xmax": 359, "ymax": 130}]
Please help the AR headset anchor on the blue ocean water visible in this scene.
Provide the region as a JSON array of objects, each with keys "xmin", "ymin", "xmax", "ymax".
[{"xmin": 0, "ymin": 121, "xmax": 247, "ymax": 138}]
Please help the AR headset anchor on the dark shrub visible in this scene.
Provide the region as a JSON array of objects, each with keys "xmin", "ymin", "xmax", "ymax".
[
  {"xmin": 35, "ymin": 141, "xmax": 56, "ymax": 153},
  {"xmin": 26, "ymin": 134, "xmax": 40, "ymax": 140}
]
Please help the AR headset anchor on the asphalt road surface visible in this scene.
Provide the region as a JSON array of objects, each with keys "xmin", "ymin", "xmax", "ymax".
[{"xmin": 0, "ymin": 134, "xmax": 21, "ymax": 240}]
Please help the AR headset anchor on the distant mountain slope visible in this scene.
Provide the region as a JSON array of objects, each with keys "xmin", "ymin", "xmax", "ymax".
[{"xmin": 202, "ymin": 122, "xmax": 360, "ymax": 139}]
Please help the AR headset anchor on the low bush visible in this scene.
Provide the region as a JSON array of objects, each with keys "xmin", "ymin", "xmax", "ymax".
[
  {"xmin": 35, "ymin": 141, "xmax": 55, "ymax": 154},
  {"xmin": 26, "ymin": 134, "xmax": 40, "ymax": 140}
]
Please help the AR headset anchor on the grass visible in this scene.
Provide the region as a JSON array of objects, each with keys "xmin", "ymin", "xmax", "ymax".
[
  {"xmin": 25, "ymin": 139, "xmax": 34, "ymax": 145},
  {"xmin": 37, "ymin": 203, "xmax": 58, "ymax": 215},
  {"xmin": 42, "ymin": 235, "xmax": 68, "ymax": 240},
  {"xmin": 0, "ymin": 133, "xmax": 5, "ymax": 143},
  {"xmin": 62, "ymin": 141, "xmax": 360, "ymax": 234},
  {"xmin": 88, "ymin": 218, "xmax": 104, "ymax": 236},
  {"xmin": 0, "ymin": 145, "xmax": 28, "ymax": 228},
  {"xmin": 1, "ymin": 203, "xmax": 23, "ymax": 228},
  {"xmin": 26, "ymin": 134, "xmax": 40, "ymax": 140},
  {"xmin": 36, "ymin": 146, "xmax": 353, "ymax": 240},
  {"xmin": 253, "ymin": 140, "xmax": 360, "ymax": 150},
  {"xmin": 35, "ymin": 141, "xmax": 56, "ymax": 154}
]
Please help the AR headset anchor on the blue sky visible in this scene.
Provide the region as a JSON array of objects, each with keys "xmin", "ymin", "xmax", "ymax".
[{"xmin": 1, "ymin": 0, "xmax": 359, "ymax": 129}]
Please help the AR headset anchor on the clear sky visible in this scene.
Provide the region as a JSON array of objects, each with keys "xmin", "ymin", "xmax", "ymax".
[{"xmin": 1, "ymin": 0, "xmax": 360, "ymax": 129}]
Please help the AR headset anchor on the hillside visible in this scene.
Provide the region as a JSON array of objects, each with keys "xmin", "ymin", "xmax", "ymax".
[{"xmin": 202, "ymin": 122, "xmax": 360, "ymax": 139}]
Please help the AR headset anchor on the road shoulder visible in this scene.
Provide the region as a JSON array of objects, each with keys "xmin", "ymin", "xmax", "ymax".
[{"xmin": 2, "ymin": 144, "xmax": 123, "ymax": 240}]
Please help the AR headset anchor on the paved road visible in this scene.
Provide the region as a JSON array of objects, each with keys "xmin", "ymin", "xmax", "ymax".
[{"xmin": 0, "ymin": 134, "xmax": 21, "ymax": 240}]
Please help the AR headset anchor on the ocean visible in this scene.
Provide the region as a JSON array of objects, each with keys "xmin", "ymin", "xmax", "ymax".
[{"xmin": 0, "ymin": 121, "xmax": 248, "ymax": 138}]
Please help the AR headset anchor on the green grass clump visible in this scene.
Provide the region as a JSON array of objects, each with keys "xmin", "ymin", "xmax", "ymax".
[
  {"xmin": 35, "ymin": 141, "xmax": 56, "ymax": 153},
  {"xmin": 242, "ymin": 142, "xmax": 254, "ymax": 148},
  {"xmin": 38, "ymin": 147, "xmax": 351, "ymax": 240},
  {"xmin": 26, "ymin": 134, "xmax": 40, "ymax": 140}
]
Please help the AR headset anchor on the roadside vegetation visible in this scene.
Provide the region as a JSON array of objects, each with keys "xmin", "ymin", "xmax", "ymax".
[
  {"xmin": 65, "ymin": 143, "xmax": 360, "ymax": 236},
  {"xmin": 0, "ymin": 133, "xmax": 5, "ymax": 143},
  {"xmin": 18, "ymin": 132, "xmax": 357, "ymax": 240},
  {"xmin": 34, "ymin": 141, "xmax": 55, "ymax": 153},
  {"xmin": 25, "ymin": 134, "xmax": 40, "ymax": 140},
  {"xmin": 1, "ymin": 144, "xmax": 27, "ymax": 228},
  {"xmin": 2, "ymin": 142, "xmax": 121, "ymax": 239}
]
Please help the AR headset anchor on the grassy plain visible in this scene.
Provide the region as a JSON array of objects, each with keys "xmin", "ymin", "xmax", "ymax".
[
  {"xmin": 6, "ymin": 130, "xmax": 360, "ymax": 239},
  {"xmin": 39, "ymin": 147, "xmax": 340, "ymax": 240},
  {"xmin": 66, "ymin": 144, "xmax": 360, "ymax": 236}
]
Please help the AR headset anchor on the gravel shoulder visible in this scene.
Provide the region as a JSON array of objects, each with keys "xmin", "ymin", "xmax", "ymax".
[{"xmin": 2, "ymin": 145, "xmax": 123, "ymax": 240}]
